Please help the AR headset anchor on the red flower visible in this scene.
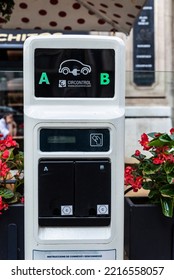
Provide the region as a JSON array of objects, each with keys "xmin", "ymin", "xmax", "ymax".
[
  {"xmin": 0, "ymin": 160, "xmax": 10, "ymax": 177},
  {"xmin": 2, "ymin": 149, "xmax": 10, "ymax": 159},
  {"xmin": 124, "ymin": 166, "xmax": 134, "ymax": 185},
  {"xmin": 135, "ymin": 150, "xmax": 141, "ymax": 156},
  {"xmin": 133, "ymin": 176, "xmax": 143, "ymax": 191},
  {"xmin": 0, "ymin": 196, "xmax": 3, "ymax": 210},
  {"xmin": 0, "ymin": 135, "xmax": 24, "ymax": 215},
  {"xmin": 154, "ymin": 133, "xmax": 162, "ymax": 137},
  {"xmin": 139, "ymin": 133, "xmax": 150, "ymax": 150},
  {"xmin": 156, "ymin": 146, "xmax": 168, "ymax": 153},
  {"xmin": 125, "ymin": 166, "xmax": 134, "ymax": 174},
  {"xmin": 153, "ymin": 157, "xmax": 164, "ymax": 165},
  {"xmin": 0, "ymin": 135, "xmax": 17, "ymax": 151},
  {"xmin": 0, "ymin": 196, "xmax": 8, "ymax": 214},
  {"xmin": 124, "ymin": 166, "xmax": 143, "ymax": 192},
  {"xmin": 0, "ymin": 143, "xmax": 6, "ymax": 151},
  {"xmin": 5, "ymin": 136, "xmax": 17, "ymax": 148},
  {"xmin": 165, "ymin": 154, "xmax": 174, "ymax": 163},
  {"xmin": 170, "ymin": 128, "xmax": 174, "ymax": 134}
]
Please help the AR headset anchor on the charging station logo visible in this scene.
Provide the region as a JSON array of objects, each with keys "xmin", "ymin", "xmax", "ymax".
[
  {"xmin": 58, "ymin": 59, "xmax": 91, "ymax": 76},
  {"xmin": 58, "ymin": 80, "xmax": 66, "ymax": 87}
]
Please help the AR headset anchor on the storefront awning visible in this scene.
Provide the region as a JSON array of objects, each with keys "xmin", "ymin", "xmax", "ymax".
[{"xmin": 0, "ymin": 0, "xmax": 147, "ymax": 34}]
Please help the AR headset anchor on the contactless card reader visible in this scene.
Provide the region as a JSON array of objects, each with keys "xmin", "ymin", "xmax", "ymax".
[{"xmin": 24, "ymin": 35, "xmax": 125, "ymax": 260}]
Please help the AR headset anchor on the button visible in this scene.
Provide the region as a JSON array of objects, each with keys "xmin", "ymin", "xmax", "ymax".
[
  {"xmin": 61, "ymin": 205, "xmax": 73, "ymax": 216},
  {"xmin": 97, "ymin": 205, "xmax": 109, "ymax": 215}
]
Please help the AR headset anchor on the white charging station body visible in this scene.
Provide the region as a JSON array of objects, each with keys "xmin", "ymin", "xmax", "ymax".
[{"xmin": 24, "ymin": 35, "xmax": 125, "ymax": 260}]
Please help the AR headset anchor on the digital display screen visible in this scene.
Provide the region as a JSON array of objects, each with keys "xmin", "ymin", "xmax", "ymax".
[
  {"xmin": 40, "ymin": 129, "xmax": 110, "ymax": 152},
  {"xmin": 35, "ymin": 48, "xmax": 115, "ymax": 98}
]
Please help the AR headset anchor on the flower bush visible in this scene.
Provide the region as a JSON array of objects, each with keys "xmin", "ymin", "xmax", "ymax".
[
  {"xmin": 125, "ymin": 128, "xmax": 174, "ymax": 218},
  {"xmin": 0, "ymin": 134, "xmax": 24, "ymax": 214}
]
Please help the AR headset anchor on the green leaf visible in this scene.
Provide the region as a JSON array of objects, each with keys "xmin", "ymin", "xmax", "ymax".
[
  {"xmin": 148, "ymin": 138, "xmax": 163, "ymax": 147},
  {"xmin": 7, "ymin": 192, "xmax": 21, "ymax": 204},
  {"xmin": 159, "ymin": 134, "xmax": 172, "ymax": 142},
  {"xmin": 160, "ymin": 196, "xmax": 174, "ymax": 217},
  {"xmin": 8, "ymin": 148, "xmax": 15, "ymax": 160},
  {"xmin": 160, "ymin": 185, "xmax": 174, "ymax": 196},
  {"xmin": 132, "ymin": 154, "xmax": 146, "ymax": 161},
  {"xmin": 143, "ymin": 163, "xmax": 161, "ymax": 174},
  {"xmin": 142, "ymin": 181, "xmax": 154, "ymax": 190},
  {"xmin": 167, "ymin": 174, "xmax": 174, "ymax": 184},
  {"xmin": 148, "ymin": 132, "xmax": 159, "ymax": 139},
  {"xmin": 0, "ymin": 188, "xmax": 14, "ymax": 199},
  {"xmin": 148, "ymin": 188, "xmax": 159, "ymax": 198},
  {"xmin": 170, "ymin": 134, "xmax": 174, "ymax": 141},
  {"xmin": 164, "ymin": 161, "xmax": 174, "ymax": 174},
  {"xmin": 148, "ymin": 133, "xmax": 174, "ymax": 147}
]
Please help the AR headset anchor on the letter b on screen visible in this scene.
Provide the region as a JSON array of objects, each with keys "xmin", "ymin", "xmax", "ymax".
[{"xmin": 100, "ymin": 73, "xmax": 110, "ymax": 85}]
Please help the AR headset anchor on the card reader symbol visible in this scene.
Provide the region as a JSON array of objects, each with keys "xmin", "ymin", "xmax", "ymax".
[{"xmin": 90, "ymin": 133, "xmax": 103, "ymax": 147}]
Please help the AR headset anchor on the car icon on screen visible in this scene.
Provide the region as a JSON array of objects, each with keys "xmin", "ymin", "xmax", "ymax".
[{"xmin": 58, "ymin": 59, "xmax": 91, "ymax": 76}]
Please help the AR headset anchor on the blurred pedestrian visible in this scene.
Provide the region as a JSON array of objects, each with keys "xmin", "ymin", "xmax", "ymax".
[{"xmin": 0, "ymin": 113, "xmax": 17, "ymax": 139}]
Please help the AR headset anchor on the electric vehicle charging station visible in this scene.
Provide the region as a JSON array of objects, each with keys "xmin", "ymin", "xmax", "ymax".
[{"xmin": 24, "ymin": 35, "xmax": 125, "ymax": 260}]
